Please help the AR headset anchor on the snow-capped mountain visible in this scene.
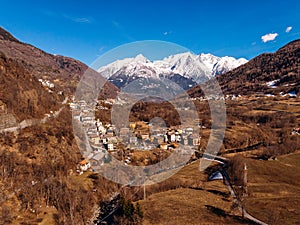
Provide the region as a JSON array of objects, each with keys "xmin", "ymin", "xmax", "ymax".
[
  {"xmin": 198, "ymin": 53, "xmax": 221, "ymax": 72},
  {"xmin": 211, "ymin": 56, "xmax": 248, "ymax": 76},
  {"xmin": 160, "ymin": 52, "xmax": 212, "ymax": 83},
  {"xmin": 97, "ymin": 52, "xmax": 248, "ymax": 90},
  {"xmin": 105, "ymin": 56, "xmax": 197, "ymax": 91},
  {"xmin": 98, "ymin": 54, "xmax": 150, "ymax": 79}
]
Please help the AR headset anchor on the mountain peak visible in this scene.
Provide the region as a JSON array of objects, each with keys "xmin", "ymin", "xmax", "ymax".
[
  {"xmin": 97, "ymin": 51, "xmax": 248, "ymax": 90},
  {"xmin": 199, "ymin": 53, "xmax": 217, "ymax": 58},
  {"xmin": 134, "ymin": 54, "xmax": 149, "ymax": 62},
  {"xmin": 164, "ymin": 51, "xmax": 196, "ymax": 60}
]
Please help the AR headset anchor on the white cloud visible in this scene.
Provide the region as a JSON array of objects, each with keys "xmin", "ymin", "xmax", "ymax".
[
  {"xmin": 261, "ymin": 33, "xmax": 279, "ymax": 43},
  {"xmin": 286, "ymin": 26, "xmax": 293, "ymax": 33},
  {"xmin": 43, "ymin": 12, "xmax": 91, "ymax": 24},
  {"xmin": 63, "ymin": 14, "xmax": 91, "ymax": 23},
  {"xmin": 73, "ymin": 18, "xmax": 91, "ymax": 23},
  {"xmin": 163, "ymin": 31, "xmax": 172, "ymax": 36}
]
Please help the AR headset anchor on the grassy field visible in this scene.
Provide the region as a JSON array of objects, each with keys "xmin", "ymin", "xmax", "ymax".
[
  {"xmin": 141, "ymin": 187, "xmax": 248, "ymax": 225},
  {"xmin": 245, "ymin": 152, "xmax": 300, "ymax": 224},
  {"xmin": 138, "ymin": 152, "xmax": 300, "ymax": 225},
  {"xmin": 139, "ymin": 160, "xmax": 255, "ymax": 225}
]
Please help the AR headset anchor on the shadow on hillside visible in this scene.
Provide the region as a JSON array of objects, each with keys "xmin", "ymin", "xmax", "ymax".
[
  {"xmin": 205, "ymin": 205, "xmax": 257, "ymax": 224},
  {"xmin": 189, "ymin": 187, "xmax": 204, "ymax": 191},
  {"xmin": 206, "ymin": 189, "xmax": 230, "ymax": 198}
]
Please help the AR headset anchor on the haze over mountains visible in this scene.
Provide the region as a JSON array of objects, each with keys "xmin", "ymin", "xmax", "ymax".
[{"xmin": 98, "ymin": 52, "xmax": 248, "ymax": 89}]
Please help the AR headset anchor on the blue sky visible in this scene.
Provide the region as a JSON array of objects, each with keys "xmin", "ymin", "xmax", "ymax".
[{"xmin": 1, "ymin": 0, "xmax": 300, "ymax": 65}]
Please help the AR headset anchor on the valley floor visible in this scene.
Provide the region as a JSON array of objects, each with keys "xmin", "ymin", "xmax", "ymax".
[
  {"xmin": 137, "ymin": 151, "xmax": 300, "ymax": 225},
  {"xmin": 137, "ymin": 160, "xmax": 252, "ymax": 225}
]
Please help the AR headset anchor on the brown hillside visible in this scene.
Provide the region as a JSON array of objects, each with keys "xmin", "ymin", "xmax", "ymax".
[
  {"xmin": 0, "ymin": 27, "xmax": 121, "ymax": 224},
  {"xmin": 189, "ymin": 39, "xmax": 300, "ymax": 97},
  {"xmin": 0, "ymin": 27, "xmax": 118, "ymax": 98},
  {"xmin": 0, "ymin": 51, "xmax": 61, "ymax": 121},
  {"xmin": 0, "ymin": 27, "xmax": 118, "ymax": 120},
  {"xmin": 0, "ymin": 27, "xmax": 20, "ymax": 42}
]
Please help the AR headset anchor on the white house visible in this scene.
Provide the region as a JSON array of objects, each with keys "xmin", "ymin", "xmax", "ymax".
[
  {"xmin": 97, "ymin": 125, "xmax": 106, "ymax": 135},
  {"xmin": 170, "ymin": 133, "xmax": 176, "ymax": 142},
  {"xmin": 79, "ymin": 159, "xmax": 91, "ymax": 172},
  {"xmin": 164, "ymin": 134, "xmax": 168, "ymax": 143},
  {"xmin": 175, "ymin": 132, "xmax": 181, "ymax": 142},
  {"xmin": 186, "ymin": 127, "xmax": 193, "ymax": 135},
  {"xmin": 107, "ymin": 143, "xmax": 114, "ymax": 151}
]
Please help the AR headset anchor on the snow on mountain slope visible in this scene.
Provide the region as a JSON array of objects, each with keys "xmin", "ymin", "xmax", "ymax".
[
  {"xmin": 212, "ymin": 56, "xmax": 248, "ymax": 76},
  {"xmin": 198, "ymin": 53, "xmax": 220, "ymax": 72},
  {"xmin": 161, "ymin": 52, "xmax": 211, "ymax": 83},
  {"xmin": 97, "ymin": 52, "xmax": 248, "ymax": 89},
  {"xmin": 98, "ymin": 54, "xmax": 150, "ymax": 78}
]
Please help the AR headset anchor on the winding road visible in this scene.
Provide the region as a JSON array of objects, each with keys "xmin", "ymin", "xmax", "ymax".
[{"xmin": 0, "ymin": 97, "xmax": 69, "ymax": 133}]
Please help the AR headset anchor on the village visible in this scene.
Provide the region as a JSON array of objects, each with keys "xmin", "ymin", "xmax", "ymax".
[{"xmin": 70, "ymin": 99, "xmax": 202, "ymax": 173}]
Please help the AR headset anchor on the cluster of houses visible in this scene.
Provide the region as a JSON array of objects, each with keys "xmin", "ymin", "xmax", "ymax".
[
  {"xmin": 191, "ymin": 94, "xmax": 244, "ymax": 101},
  {"xmin": 192, "ymin": 93, "xmax": 299, "ymax": 102},
  {"xmin": 38, "ymin": 78, "xmax": 55, "ymax": 89},
  {"xmin": 157, "ymin": 127, "xmax": 201, "ymax": 150},
  {"xmin": 71, "ymin": 99, "xmax": 201, "ymax": 173},
  {"xmin": 71, "ymin": 100, "xmax": 116, "ymax": 173},
  {"xmin": 116, "ymin": 121, "xmax": 201, "ymax": 151}
]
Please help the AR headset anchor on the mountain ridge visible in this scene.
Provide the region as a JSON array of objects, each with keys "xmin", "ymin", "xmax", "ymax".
[
  {"xmin": 188, "ymin": 39, "xmax": 300, "ymax": 97},
  {"xmin": 0, "ymin": 26, "xmax": 118, "ymax": 95},
  {"xmin": 0, "ymin": 27, "xmax": 118, "ymax": 121},
  {"xmin": 98, "ymin": 52, "xmax": 248, "ymax": 90},
  {"xmin": 0, "ymin": 27, "xmax": 19, "ymax": 42}
]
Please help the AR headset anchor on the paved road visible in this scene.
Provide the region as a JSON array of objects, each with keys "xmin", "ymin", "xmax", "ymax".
[
  {"xmin": 213, "ymin": 162, "xmax": 269, "ymax": 225},
  {"xmin": 0, "ymin": 97, "xmax": 69, "ymax": 133},
  {"xmin": 225, "ymin": 179, "xmax": 268, "ymax": 225},
  {"xmin": 199, "ymin": 153, "xmax": 268, "ymax": 225}
]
